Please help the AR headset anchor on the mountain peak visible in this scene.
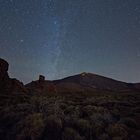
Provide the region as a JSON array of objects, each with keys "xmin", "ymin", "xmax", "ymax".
[
  {"xmin": 80, "ymin": 72, "xmax": 93, "ymax": 77},
  {"xmin": 81, "ymin": 72, "xmax": 88, "ymax": 76}
]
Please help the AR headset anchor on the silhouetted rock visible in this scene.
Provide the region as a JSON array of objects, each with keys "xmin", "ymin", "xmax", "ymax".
[
  {"xmin": 39, "ymin": 75, "xmax": 45, "ymax": 82},
  {"xmin": 0, "ymin": 58, "xmax": 9, "ymax": 73},
  {"xmin": 0, "ymin": 58, "xmax": 27, "ymax": 93},
  {"xmin": 0, "ymin": 58, "xmax": 9, "ymax": 90}
]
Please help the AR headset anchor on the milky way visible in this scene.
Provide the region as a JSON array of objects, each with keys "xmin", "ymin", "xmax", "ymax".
[{"xmin": 0, "ymin": 0, "xmax": 140, "ymax": 83}]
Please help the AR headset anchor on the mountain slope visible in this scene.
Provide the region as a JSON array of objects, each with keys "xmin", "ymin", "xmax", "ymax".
[
  {"xmin": 26, "ymin": 72, "xmax": 139, "ymax": 94},
  {"xmin": 53, "ymin": 72, "xmax": 130, "ymax": 93}
]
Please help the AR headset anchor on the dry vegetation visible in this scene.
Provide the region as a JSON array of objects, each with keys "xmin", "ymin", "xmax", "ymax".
[{"xmin": 0, "ymin": 91, "xmax": 140, "ymax": 140}]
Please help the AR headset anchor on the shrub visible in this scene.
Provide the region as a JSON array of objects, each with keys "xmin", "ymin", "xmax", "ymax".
[
  {"xmin": 74, "ymin": 119, "xmax": 91, "ymax": 138},
  {"xmin": 64, "ymin": 105, "xmax": 80, "ymax": 118},
  {"xmin": 16, "ymin": 113, "xmax": 45, "ymax": 140},
  {"xmin": 62, "ymin": 127, "xmax": 84, "ymax": 140},
  {"xmin": 106, "ymin": 123, "xmax": 128, "ymax": 138},
  {"xmin": 41, "ymin": 115, "xmax": 62, "ymax": 140},
  {"xmin": 119, "ymin": 118, "xmax": 137, "ymax": 129},
  {"xmin": 112, "ymin": 136, "xmax": 125, "ymax": 140},
  {"xmin": 80, "ymin": 105, "xmax": 93, "ymax": 117},
  {"xmin": 98, "ymin": 133, "xmax": 109, "ymax": 140},
  {"xmin": 91, "ymin": 121, "xmax": 106, "ymax": 138},
  {"xmin": 60, "ymin": 103, "xmax": 67, "ymax": 110}
]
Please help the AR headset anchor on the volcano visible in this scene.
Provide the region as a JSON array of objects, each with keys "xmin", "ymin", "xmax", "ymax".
[{"xmin": 26, "ymin": 72, "xmax": 140, "ymax": 94}]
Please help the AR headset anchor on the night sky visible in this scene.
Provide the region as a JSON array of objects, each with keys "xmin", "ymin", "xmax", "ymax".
[{"xmin": 0, "ymin": 0, "xmax": 140, "ymax": 83}]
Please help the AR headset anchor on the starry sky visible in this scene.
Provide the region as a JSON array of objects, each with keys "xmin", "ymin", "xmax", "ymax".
[{"xmin": 0, "ymin": 0, "xmax": 140, "ymax": 83}]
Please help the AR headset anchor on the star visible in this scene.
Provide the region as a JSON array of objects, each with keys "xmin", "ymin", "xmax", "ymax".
[
  {"xmin": 20, "ymin": 39, "xmax": 24, "ymax": 43},
  {"xmin": 54, "ymin": 21, "xmax": 57, "ymax": 25}
]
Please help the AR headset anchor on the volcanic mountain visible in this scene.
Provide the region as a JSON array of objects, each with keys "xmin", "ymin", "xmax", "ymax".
[
  {"xmin": 26, "ymin": 72, "xmax": 140, "ymax": 94},
  {"xmin": 0, "ymin": 58, "xmax": 139, "ymax": 94}
]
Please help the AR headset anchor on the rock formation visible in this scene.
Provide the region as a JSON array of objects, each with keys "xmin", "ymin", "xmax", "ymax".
[
  {"xmin": 39, "ymin": 75, "xmax": 45, "ymax": 83},
  {"xmin": 26, "ymin": 75, "xmax": 57, "ymax": 94},
  {"xmin": 0, "ymin": 58, "xmax": 9, "ymax": 91},
  {"xmin": 0, "ymin": 58, "xmax": 26, "ymax": 93}
]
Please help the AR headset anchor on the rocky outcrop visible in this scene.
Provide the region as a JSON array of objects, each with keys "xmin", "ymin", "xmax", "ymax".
[
  {"xmin": 0, "ymin": 58, "xmax": 9, "ymax": 91},
  {"xmin": 39, "ymin": 75, "xmax": 45, "ymax": 83},
  {"xmin": 26, "ymin": 75, "xmax": 57, "ymax": 94},
  {"xmin": 0, "ymin": 58, "xmax": 27, "ymax": 93},
  {"xmin": 9, "ymin": 78, "xmax": 27, "ymax": 93},
  {"xmin": 0, "ymin": 58, "xmax": 9, "ymax": 75}
]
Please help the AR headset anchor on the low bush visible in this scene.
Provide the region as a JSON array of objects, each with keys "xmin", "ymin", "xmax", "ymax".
[
  {"xmin": 62, "ymin": 127, "xmax": 84, "ymax": 140},
  {"xmin": 16, "ymin": 113, "xmax": 45, "ymax": 140},
  {"xmin": 41, "ymin": 115, "xmax": 62, "ymax": 140},
  {"xmin": 106, "ymin": 123, "xmax": 128, "ymax": 138}
]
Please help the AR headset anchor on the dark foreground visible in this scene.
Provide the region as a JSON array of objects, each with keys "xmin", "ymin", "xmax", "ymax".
[{"xmin": 0, "ymin": 92, "xmax": 140, "ymax": 140}]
